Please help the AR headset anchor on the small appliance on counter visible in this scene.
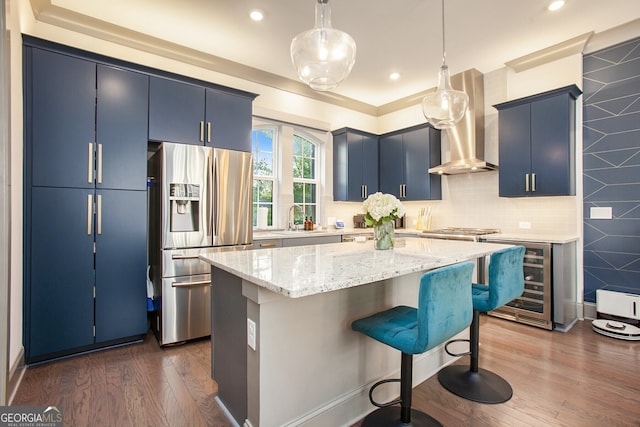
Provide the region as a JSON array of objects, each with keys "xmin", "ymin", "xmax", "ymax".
[
  {"xmin": 353, "ymin": 214, "xmax": 404, "ymax": 229},
  {"xmin": 353, "ymin": 214, "xmax": 367, "ymax": 228}
]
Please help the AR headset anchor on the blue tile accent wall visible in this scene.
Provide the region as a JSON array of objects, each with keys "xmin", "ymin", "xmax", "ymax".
[{"xmin": 583, "ymin": 37, "xmax": 640, "ymax": 303}]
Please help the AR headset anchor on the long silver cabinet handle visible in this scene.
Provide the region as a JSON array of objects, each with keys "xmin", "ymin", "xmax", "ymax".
[
  {"xmin": 531, "ymin": 173, "xmax": 536, "ymax": 192},
  {"xmin": 199, "ymin": 121, "xmax": 205, "ymax": 142},
  {"xmin": 525, "ymin": 174, "xmax": 530, "ymax": 192},
  {"xmin": 97, "ymin": 143, "xmax": 103, "ymax": 184},
  {"xmin": 87, "ymin": 194, "xmax": 93, "ymax": 235},
  {"xmin": 88, "ymin": 143, "xmax": 93, "ymax": 183},
  {"xmin": 363, "ymin": 184, "xmax": 367, "ymax": 199},
  {"xmin": 207, "ymin": 122, "xmax": 212, "ymax": 143},
  {"xmin": 172, "ymin": 280, "xmax": 212, "ymax": 288},
  {"xmin": 171, "ymin": 254, "xmax": 201, "ymax": 260},
  {"xmin": 97, "ymin": 194, "xmax": 102, "ymax": 235}
]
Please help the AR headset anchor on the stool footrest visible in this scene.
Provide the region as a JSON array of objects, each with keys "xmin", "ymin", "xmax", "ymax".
[
  {"xmin": 369, "ymin": 378, "xmax": 402, "ymax": 408},
  {"xmin": 444, "ymin": 338, "xmax": 471, "ymax": 357}
]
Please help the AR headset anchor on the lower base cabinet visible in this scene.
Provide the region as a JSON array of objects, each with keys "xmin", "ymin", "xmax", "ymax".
[{"xmin": 26, "ymin": 187, "xmax": 147, "ymax": 362}]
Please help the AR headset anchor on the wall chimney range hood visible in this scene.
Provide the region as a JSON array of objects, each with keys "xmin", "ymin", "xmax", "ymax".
[{"xmin": 428, "ymin": 68, "xmax": 498, "ymax": 175}]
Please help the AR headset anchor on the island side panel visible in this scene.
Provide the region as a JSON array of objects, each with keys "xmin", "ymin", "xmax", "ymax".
[
  {"xmin": 212, "ymin": 267, "xmax": 248, "ymax": 425},
  {"xmin": 242, "ymin": 271, "xmax": 468, "ymax": 427}
]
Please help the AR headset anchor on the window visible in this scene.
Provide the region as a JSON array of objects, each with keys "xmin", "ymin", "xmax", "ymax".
[
  {"xmin": 292, "ymin": 133, "xmax": 317, "ymax": 225},
  {"xmin": 252, "ymin": 119, "xmax": 324, "ymax": 230},
  {"xmin": 252, "ymin": 126, "xmax": 276, "ymax": 227}
]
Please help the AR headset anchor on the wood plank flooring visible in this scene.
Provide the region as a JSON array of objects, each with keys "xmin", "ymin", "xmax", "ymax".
[{"xmin": 11, "ymin": 316, "xmax": 640, "ymax": 427}]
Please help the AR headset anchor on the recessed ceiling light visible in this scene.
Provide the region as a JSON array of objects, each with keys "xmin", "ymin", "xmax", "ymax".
[
  {"xmin": 548, "ymin": 1, "xmax": 565, "ymax": 11},
  {"xmin": 389, "ymin": 72, "xmax": 400, "ymax": 81},
  {"xmin": 250, "ymin": 9, "xmax": 264, "ymax": 21}
]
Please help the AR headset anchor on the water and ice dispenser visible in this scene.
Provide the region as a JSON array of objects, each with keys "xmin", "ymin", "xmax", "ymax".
[{"xmin": 169, "ymin": 183, "xmax": 200, "ymax": 232}]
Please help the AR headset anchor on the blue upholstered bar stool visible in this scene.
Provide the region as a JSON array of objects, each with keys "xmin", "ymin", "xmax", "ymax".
[
  {"xmin": 351, "ymin": 261, "xmax": 475, "ymax": 426},
  {"xmin": 438, "ymin": 245, "xmax": 525, "ymax": 404}
]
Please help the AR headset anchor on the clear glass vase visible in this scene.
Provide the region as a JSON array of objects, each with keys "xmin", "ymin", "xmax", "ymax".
[{"xmin": 373, "ymin": 221, "xmax": 394, "ymax": 250}]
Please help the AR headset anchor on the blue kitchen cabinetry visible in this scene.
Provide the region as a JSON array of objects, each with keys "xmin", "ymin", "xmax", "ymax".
[
  {"xmin": 24, "ymin": 44, "xmax": 148, "ymax": 362},
  {"xmin": 379, "ymin": 124, "xmax": 442, "ymax": 201},
  {"xmin": 332, "ymin": 128, "xmax": 379, "ymax": 201},
  {"xmin": 149, "ymin": 76, "xmax": 254, "ymax": 151},
  {"xmin": 494, "ymin": 85, "xmax": 582, "ymax": 197}
]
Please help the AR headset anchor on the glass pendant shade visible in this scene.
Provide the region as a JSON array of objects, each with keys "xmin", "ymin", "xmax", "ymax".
[
  {"xmin": 422, "ymin": 0, "xmax": 469, "ymax": 129},
  {"xmin": 421, "ymin": 64, "xmax": 469, "ymax": 129},
  {"xmin": 290, "ymin": 0, "xmax": 356, "ymax": 91}
]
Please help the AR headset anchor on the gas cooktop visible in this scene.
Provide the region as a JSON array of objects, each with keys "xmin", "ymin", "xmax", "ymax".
[{"xmin": 421, "ymin": 227, "xmax": 500, "ymax": 241}]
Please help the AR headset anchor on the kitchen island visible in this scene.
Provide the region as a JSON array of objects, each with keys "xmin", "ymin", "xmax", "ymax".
[{"xmin": 200, "ymin": 237, "xmax": 511, "ymax": 427}]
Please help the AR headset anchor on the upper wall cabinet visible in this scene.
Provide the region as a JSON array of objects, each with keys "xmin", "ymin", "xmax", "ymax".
[
  {"xmin": 379, "ymin": 125, "xmax": 442, "ymax": 201},
  {"xmin": 149, "ymin": 76, "xmax": 254, "ymax": 152},
  {"xmin": 28, "ymin": 48, "xmax": 148, "ymax": 191},
  {"xmin": 494, "ymin": 85, "xmax": 582, "ymax": 197},
  {"xmin": 332, "ymin": 128, "xmax": 379, "ymax": 201}
]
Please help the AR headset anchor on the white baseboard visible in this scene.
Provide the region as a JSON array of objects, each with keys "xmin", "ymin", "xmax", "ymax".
[
  {"xmin": 583, "ymin": 302, "xmax": 597, "ymax": 320},
  {"xmin": 284, "ymin": 330, "xmax": 468, "ymax": 427},
  {"xmin": 7, "ymin": 346, "xmax": 25, "ymax": 405}
]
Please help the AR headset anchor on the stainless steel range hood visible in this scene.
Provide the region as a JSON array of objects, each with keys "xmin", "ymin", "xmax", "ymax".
[{"xmin": 428, "ymin": 68, "xmax": 498, "ymax": 175}]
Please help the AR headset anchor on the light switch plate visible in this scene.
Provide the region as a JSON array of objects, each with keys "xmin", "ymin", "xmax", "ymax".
[{"xmin": 590, "ymin": 207, "xmax": 613, "ymax": 219}]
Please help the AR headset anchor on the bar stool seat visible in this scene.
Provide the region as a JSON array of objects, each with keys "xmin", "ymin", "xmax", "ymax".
[
  {"xmin": 351, "ymin": 261, "xmax": 475, "ymax": 427},
  {"xmin": 438, "ymin": 246, "xmax": 525, "ymax": 404}
]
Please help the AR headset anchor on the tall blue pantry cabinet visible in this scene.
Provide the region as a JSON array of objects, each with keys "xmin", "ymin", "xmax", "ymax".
[{"xmin": 24, "ymin": 42, "xmax": 148, "ymax": 362}]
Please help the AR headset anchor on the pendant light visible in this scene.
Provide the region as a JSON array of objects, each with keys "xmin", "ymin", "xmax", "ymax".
[
  {"xmin": 290, "ymin": 0, "xmax": 356, "ymax": 91},
  {"xmin": 422, "ymin": 0, "xmax": 469, "ymax": 129}
]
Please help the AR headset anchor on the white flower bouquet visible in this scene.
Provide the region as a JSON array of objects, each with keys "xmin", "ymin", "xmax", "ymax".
[{"xmin": 362, "ymin": 192, "xmax": 406, "ymax": 226}]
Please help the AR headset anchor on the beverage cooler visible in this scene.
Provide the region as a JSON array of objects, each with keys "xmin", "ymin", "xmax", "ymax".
[{"xmin": 480, "ymin": 238, "xmax": 577, "ymax": 331}]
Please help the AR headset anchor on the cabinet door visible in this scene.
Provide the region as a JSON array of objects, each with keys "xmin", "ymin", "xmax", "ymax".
[
  {"xmin": 498, "ymin": 103, "xmax": 531, "ymax": 197},
  {"xmin": 30, "ymin": 48, "xmax": 96, "ymax": 188},
  {"xmin": 95, "ymin": 189, "xmax": 147, "ymax": 342},
  {"xmin": 403, "ymin": 127, "xmax": 432, "ymax": 200},
  {"xmin": 361, "ymin": 134, "xmax": 379, "ymax": 199},
  {"xmin": 347, "ymin": 133, "xmax": 365, "ymax": 200},
  {"xmin": 332, "ymin": 131, "xmax": 348, "ymax": 201},
  {"xmin": 28, "ymin": 187, "xmax": 95, "ymax": 359},
  {"xmin": 97, "ymin": 65, "xmax": 149, "ymax": 191},
  {"xmin": 378, "ymin": 134, "xmax": 404, "ymax": 198},
  {"xmin": 206, "ymin": 89, "xmax": 253, "ymax": 151},
  {"xmin": 531, "ymin": 95, "xmax": 573, "ymax": 196},
  {"xmin": 149, "ymin": 76, "xmax": 206, "ymax": 145}
]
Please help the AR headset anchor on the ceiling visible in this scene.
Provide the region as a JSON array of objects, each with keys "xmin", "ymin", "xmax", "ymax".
[{"xmin": 42, "ymin": 0, "xmax": 640, "ymax": 108}]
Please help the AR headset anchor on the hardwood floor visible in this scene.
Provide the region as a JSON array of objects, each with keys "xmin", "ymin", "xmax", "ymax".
[{"xmin": 11, "ymin": 316, "xmax": 640, "ymax": 427}]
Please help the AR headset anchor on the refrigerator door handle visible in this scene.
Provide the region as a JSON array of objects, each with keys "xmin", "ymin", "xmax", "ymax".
[
  {"xmin": 212, "ymin": 153, "xmax": 219, "ymax": 238},
  {"xmin": 171, "ymin": 280, "xmax": 211, "ymax": 288},
  {"xmin": 171, "ymin": 254, "xmax": 201, "ymax": 260}
]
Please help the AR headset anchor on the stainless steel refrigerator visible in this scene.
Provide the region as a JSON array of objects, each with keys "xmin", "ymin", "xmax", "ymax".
[{"xmin": 148, "ymin": 142, "xmax": 252, "ymax": 345}]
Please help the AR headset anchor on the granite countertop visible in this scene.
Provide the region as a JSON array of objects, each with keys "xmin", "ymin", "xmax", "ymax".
[
  {"xmin": 200, "ymin": 237, "xmax": 511, "ymax": 298},
  {"xmin": 482, "ymin": 233, "xmax": 579, "ymax": 244}
]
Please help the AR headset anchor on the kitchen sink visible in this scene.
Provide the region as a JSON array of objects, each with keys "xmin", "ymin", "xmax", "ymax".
[{"xmin": 272, "ymin": 230, "xmax": 332, "ymax": 235}]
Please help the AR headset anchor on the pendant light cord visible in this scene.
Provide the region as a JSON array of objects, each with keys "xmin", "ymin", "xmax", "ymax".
[{"xmin": 441, "ymin": 0, "xmax": 446, "ymax": 66}]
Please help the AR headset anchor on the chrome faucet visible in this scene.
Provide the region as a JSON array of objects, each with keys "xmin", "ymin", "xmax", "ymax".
[{"xmin": 288, "ymin": 204, "xmax": 304, "ymax": 231}]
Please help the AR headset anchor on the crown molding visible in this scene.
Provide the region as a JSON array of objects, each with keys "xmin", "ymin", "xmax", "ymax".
[
  {"xmin": 29, "ymin": 0, "xmax": 379, "ymax": 116},
  {"xmin": 505, "ymin": 32, "xmax": 593, "ymax": 73}
]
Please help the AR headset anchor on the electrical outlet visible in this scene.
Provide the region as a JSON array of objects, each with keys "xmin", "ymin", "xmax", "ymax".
[{"xmin": 247, "ymin": 318, "xmax": 256, "ymax": 351}]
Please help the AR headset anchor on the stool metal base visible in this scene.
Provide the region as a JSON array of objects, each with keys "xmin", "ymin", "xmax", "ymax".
[
  {"xmin": 361, "ymin": 406, "xmax": 443, "ymax": 427},
  {"xmin": 438, "ymin": 364, "xmax": 513, "ymax": 404}
]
